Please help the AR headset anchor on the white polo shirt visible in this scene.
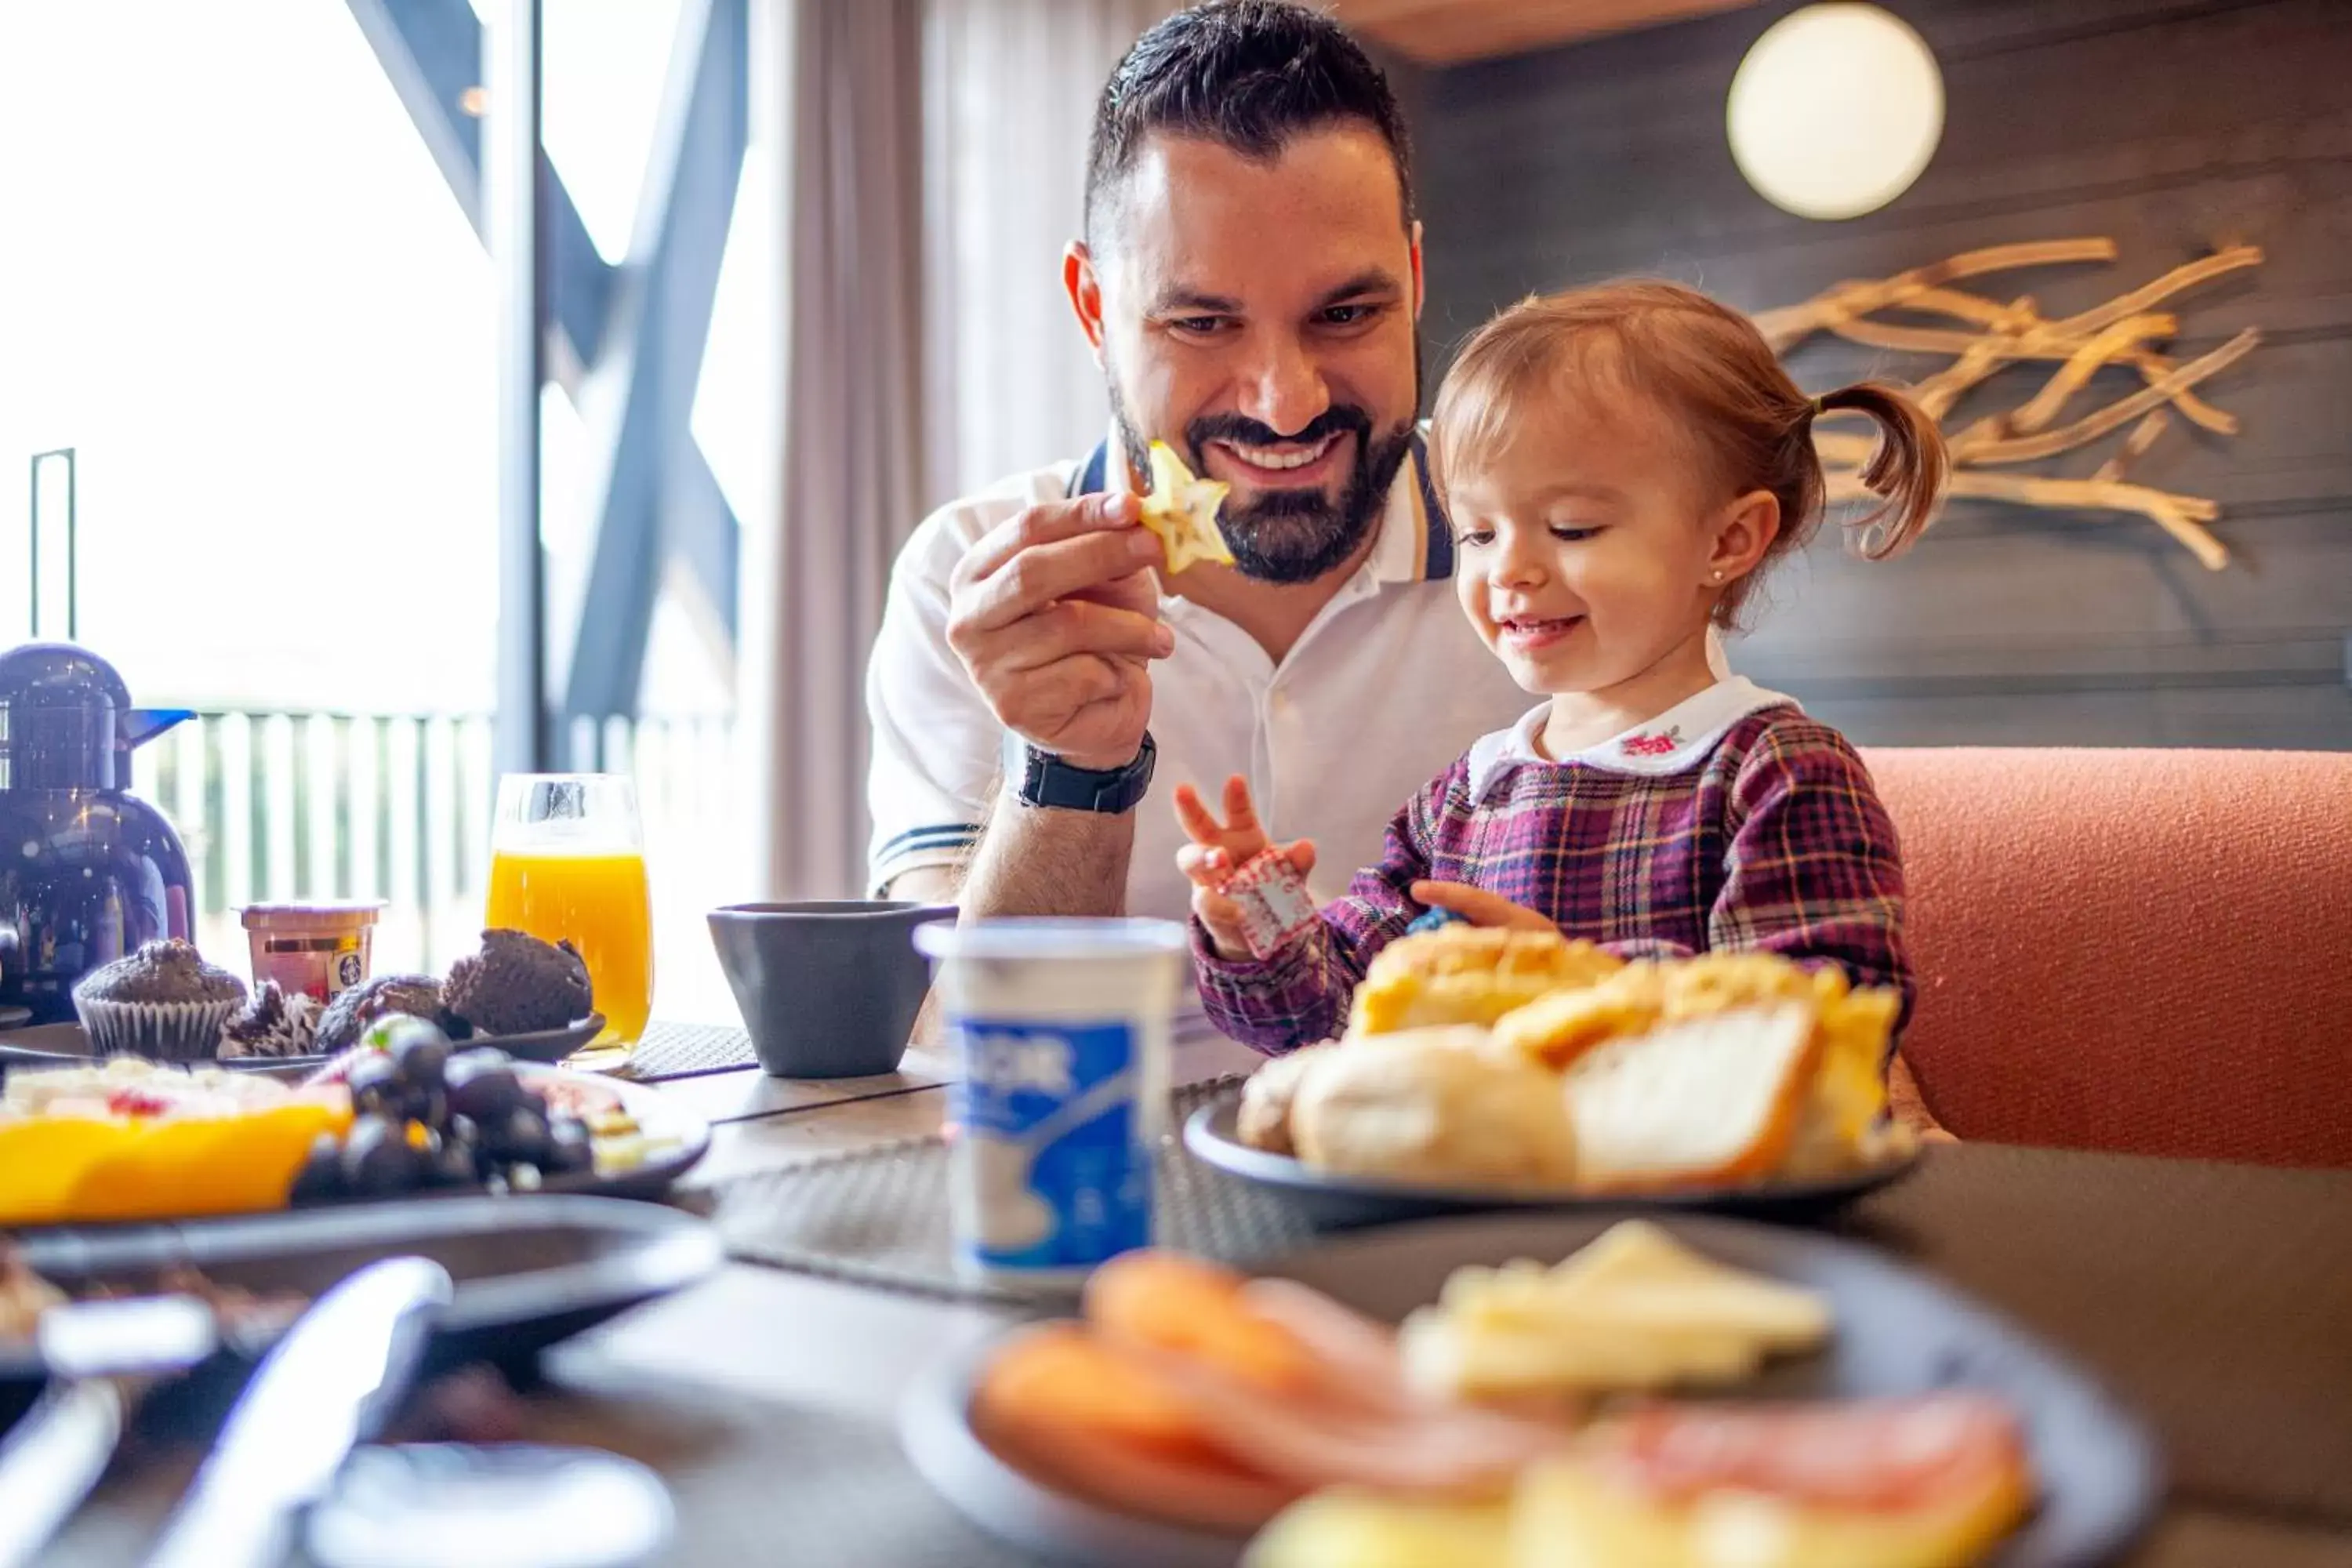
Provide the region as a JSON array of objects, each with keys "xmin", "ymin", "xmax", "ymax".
[{"xmin": 865, "ymin": 433, "xmax": 1533, "ymax": 920}]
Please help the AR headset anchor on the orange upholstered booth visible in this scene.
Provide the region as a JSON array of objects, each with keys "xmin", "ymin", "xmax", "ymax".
[{"xmin": 1862, "ymin": 747, "xmax": 2352, "ymax": 1169}]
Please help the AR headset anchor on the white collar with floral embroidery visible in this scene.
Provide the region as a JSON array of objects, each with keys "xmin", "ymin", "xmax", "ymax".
[{"xmin": 1465, "ymin": 677, "xmax": 1801, "ymax": 803}]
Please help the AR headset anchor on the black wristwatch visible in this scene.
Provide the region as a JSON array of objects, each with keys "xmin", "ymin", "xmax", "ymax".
[{"xmin": 1015, "ymin": 733, "xmax": 1157, "ymax": 814}]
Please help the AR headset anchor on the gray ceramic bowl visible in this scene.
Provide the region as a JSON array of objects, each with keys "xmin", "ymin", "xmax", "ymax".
[{"xmin": 708, "ymin": 902, "xmax": 956, "ymax": 1079}]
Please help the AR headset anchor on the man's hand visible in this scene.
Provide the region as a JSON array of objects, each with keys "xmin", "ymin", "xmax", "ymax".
[
  {"xmin": 946, "ymin": 492, "xmax": 1173, "ymax": 771},
  {"xmin": 1408, "ymin": 880, "xmax": 1560, "ymax": 935},
  {"xmin": 1174, "ymin": 776, "xmax": 1317, "ymax": 960}
]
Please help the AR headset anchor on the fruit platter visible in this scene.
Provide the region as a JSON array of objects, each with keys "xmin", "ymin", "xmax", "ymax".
[{"xmin": 0, "ymin": 1012, "xmax": 706, "ymax": 1229}]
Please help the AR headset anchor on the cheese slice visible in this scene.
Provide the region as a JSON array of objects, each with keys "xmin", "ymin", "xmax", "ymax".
[
  {"xmin": 1440, "ymin": 1223, "xmax": 1831, "ymax": 1348},
  {"xmin": 1141, "ymin": 440, "xmax": 1235, "ymax": 573},
  {"xmin": 1403, "ymin": 1220, "xmax": 1830, "ymax": 1400}
]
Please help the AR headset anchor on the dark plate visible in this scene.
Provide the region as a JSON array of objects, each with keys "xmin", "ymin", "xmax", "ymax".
[
  {"xmin": 0, "ymin": 1193, "xmax": 721, "ymax": 1386},
  {"xmin": 0, "ymin": 1018, "xmax": 336, "ymax": 1075},
  {"xmin": 470, "ymin": 1013, "xmax": 608, "ymax": 1065},
  {"xmin": 902, "ymin": 1211, "xmax": 2162, "ymax": 1568},
  {"xmin": 0, "ymin": 1014, "xmax": 607, "ymax": 1076},
  {"xmin": 1182, "ymin": 1091, "xmax": 1922, "ymax": 1229}
]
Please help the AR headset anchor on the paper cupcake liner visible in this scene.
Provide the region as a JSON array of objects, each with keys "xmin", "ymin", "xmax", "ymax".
[{"xmin": 74, "ymin": 994, "xmax": 248, "ymax": 1063}]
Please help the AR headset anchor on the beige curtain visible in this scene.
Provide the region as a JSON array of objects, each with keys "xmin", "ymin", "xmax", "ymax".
[
  {"xmin": 743, "ymin": 0, "xmax": 926, "ymax": 898},
  {"xmin": 742, "ymin": 0, "xmax": 1171, "ymax": 897}
]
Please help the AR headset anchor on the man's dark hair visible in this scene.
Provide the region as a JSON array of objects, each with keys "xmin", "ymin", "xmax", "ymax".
[{"xmin": 1083, "ymin": 1, "xmax": 1413, "ymax": 247}]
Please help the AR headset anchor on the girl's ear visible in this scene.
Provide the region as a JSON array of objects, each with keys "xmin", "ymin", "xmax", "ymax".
[{"xmin": 1708, "ymin": 488, "xmax": 1780, "ymax": 584}]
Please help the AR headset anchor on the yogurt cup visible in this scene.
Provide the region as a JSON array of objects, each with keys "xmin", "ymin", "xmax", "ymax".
[
  {"xmin": 915, "ymin": 918, "xmax": 1189, "ymax": 1293},
  {"xmin": 240, "ymin": 902, "xmax": 387, "ymax": 1004}
]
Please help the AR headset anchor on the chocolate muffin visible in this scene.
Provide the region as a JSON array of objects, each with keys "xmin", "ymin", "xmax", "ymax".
[
  {"xmin": 218, "ymin": 981, "xmax": 322, "ymax": 1060},
  {"xmin": 74, "ymin": 939, "xmax": 249, "ymax": 1060},
  {"xmin": 441, "ymin": 930, "xmax": 593, "ymax": 1037},
  {"xmin": 315, "ymin": 974, "xmax": 456, "ymax": 1055}
]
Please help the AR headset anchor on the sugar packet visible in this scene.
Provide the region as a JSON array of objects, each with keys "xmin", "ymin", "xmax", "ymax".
[{"xmin": 1221, "ymin": 848, "xmax": 1320, "ymax": 959}]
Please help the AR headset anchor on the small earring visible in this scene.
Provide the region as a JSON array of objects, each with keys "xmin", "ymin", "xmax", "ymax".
[{"xmin": 1710, "ymin": 570, "xmax": 1724, "ymax": 583}]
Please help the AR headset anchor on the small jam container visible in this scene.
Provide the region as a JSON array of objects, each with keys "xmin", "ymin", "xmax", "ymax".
[{"xmin": 240, "ymin": 902, "xmax": 387, "ymax": 1003}]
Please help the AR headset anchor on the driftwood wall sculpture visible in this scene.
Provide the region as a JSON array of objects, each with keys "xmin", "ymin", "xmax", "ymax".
[{"xmin": 1754, "ymin": 239, "xmax": 2264, "ymax": 570}]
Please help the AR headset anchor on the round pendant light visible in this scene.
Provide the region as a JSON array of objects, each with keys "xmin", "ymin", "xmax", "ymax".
[{"xmin": 1726, "ymin": 3, "xmax": 1944, "ymax": 221}]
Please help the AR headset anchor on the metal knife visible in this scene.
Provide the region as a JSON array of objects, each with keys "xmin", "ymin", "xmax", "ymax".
[
  {"xmin": 0, "ymin": 1292, "xmax": 225, "ymax": 1568},
  {"xmin": 140, "ymin": 1255, "xmax": 452, "ymax": 1568}
]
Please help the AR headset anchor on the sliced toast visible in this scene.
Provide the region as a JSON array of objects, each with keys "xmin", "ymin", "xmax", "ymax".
[{"xmin": 1563, "ymin": 1003, "xmax": 1820, "ymax": 1190}]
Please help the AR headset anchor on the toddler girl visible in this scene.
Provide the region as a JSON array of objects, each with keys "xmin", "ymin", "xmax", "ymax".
[{"xmin": 1176, "ymin": 281, "xmax": 1945, "ymax": 1053}]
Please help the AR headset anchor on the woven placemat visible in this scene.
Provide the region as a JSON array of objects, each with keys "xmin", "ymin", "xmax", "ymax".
[
  {"xmin": 710, "ymin": 1077, "xmax": 1316, "ymax": 1305},
  {"xmin": 622, "ymin": 1021, "xmax": 759, "ymax": 1082}
]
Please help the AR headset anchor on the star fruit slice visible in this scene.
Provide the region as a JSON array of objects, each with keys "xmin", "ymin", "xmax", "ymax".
[{"xmin": 1140, "ymin": 441, "xmax": 1235, "ymax": 573}]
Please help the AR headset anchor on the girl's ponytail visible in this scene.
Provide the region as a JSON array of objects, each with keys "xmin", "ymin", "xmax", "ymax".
[{"xmin": 1814, "ymin": 381, "xmax": 1949, "ymax": 561}]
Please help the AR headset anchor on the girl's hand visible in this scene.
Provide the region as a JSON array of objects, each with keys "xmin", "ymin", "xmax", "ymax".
[
  {"xmin": 1174, "ymin": 776, "xmax": 1317, "ymax": 960},
  {"xmin": 1408, "ymin": 880, "xmax": 1559, "ymax": 935}
]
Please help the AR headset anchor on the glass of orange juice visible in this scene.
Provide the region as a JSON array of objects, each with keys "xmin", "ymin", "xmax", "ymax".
[{"xmin": 486, "ymin": 774, "xmax": 652, "ymax": 1069}]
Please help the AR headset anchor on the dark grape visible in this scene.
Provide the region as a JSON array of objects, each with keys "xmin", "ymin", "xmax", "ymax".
[
  {"xmin": 444, "ymin": 1054, "xmax": 526, "ymax": 1123},
  {"xmin": 447, "ymin": 1114, "xmax": 498, "ymax": 1179},
  {"xmin": 447, "ymin": 1045, "xmax": 511, "ymax": 1076},
  {"xmin": 427, "ymin": 1134, "xmax": 480, "ymax": 1188},
  {"xmin": 545, "ymin": 1117, "xmax": 594, "ymax": 1175},
  {"xmin": 485, "ymin": 1105, "xmax": 552, "ymax": 1164},
  {"xmin": 342, "ymin": 1115, "xmax": 431, "ymax": 1196},
  {"xmin": 288, "ymin": 1132, "xmax": 347, "ymax": 1204},
  {"xmin": 345, "ymin": 1054, "xmax": 408, "ymax": 1121},
  {"xmin": 385, "ymin": 1021, "xmax": 453, "ymax": 1088}
]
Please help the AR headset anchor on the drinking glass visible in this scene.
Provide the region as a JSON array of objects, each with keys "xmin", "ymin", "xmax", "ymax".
[{"xmin": 486, "ymin": 774, "xmax": 653, "ymax": 1069}]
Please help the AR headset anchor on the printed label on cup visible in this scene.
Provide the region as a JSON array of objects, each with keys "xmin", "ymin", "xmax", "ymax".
[{"xmin": 947, "ymin": 1017, "xmax": 1150, "ymax": 1274}]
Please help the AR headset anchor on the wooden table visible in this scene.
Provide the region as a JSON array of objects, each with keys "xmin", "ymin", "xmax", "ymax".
[{"xmin": 45, "ymin": 1030, "xmax": 2352, "ymax": 1566}]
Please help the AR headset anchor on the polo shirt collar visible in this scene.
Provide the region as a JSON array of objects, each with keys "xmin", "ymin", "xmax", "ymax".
[
  {"xmin": 1465, "ymin": 677, "xmax": 1800, "ymax": 804},
  {"xmin": 1371, "ymin": 431, "xmax": 1454, "ymax": 586}
]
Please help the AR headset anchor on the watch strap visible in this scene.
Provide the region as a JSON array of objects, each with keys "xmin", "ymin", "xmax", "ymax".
[{"xmin": 1015, "ymin": 733, "xmax": 1157, "ymax": 815}]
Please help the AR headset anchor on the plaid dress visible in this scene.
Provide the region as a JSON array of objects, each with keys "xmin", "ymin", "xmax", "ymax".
[{"xmin": 1194, "ymin": 686, "xmax": 1911, "ymax": 1055}]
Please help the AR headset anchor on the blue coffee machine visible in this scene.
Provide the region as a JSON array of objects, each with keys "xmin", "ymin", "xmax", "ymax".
[{"xmin": 0, "ymin": 643, "xmax": 197, "ymax": 1025}]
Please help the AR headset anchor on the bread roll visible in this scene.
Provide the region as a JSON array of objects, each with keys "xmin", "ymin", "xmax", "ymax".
[
  {"xmin": 1236, "ymin": 1042, "xmax": 1339, "ymax": 1155},
  {"xmin": 1290, "ymin": 1029, "xmax": 1578, "ymax": 1186}
]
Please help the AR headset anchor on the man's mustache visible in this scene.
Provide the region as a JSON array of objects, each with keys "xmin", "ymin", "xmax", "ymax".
[{"xmin": 1186, "ymin": 406, "xmax": 1373, "ymax": 472}]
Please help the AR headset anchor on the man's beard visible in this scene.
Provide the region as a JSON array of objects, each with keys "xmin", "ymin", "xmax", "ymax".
[{"xmin": 1109, "ymin": 380, "xmax": 1414, "ymax": 586}]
